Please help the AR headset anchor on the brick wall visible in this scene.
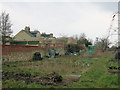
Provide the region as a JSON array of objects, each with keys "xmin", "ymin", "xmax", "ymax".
[
  {"xmin": 2, "ymin": 44, "xmax": 42, "ymax": 55},
  {"xmin": 2, "ymin": 43, "xmax": 65, "ymax": 55},
  {"xmin": 2, "ymin": 43, "xmax": 66, "ymax": 62}
]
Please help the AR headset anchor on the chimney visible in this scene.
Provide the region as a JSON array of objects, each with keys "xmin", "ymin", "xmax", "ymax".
[
  {"xmin": 50, "ymin": 33, "xmax": 53, "ymax": 38},
  {"xmin": 36, "ymin": 31, "xmax": 40, "ymax": 37},
  {"xmin": 25, "ymin": 26, "xmax": 30, "ymax": 32}
]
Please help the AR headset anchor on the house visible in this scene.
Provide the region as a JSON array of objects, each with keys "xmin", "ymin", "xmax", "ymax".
[
  {"xmin": 11, "ymin": 26, "xmax": 55, "ymax": 45},
  {"xmin": 12, "ymin": 26, "xmax": 77, "ymax": 47},
  {"xmin": 41, "ymin": 33, "xmax": 53, "ymax": 38},
  {"xmin": 13, "ymin": 26, "xmax": 54, "ymax": 41}
]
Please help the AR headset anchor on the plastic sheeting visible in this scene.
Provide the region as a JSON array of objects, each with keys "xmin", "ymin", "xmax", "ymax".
[
  {"xmin": 49, "ymin": 48, "xmax": 56, "ymax": 57},
  {"xmin": 32, "ymin": 52, "xmax": 42, "ymax": 60},
  {"xmin": 115, "ymin": 51, "xmax": 120, "ymax": 59}
]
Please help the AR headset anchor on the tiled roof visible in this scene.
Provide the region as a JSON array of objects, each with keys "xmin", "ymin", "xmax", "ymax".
[
  {"xmin": 30, "ymin": 31, "xmax": 38, "ymax": 37},
  {"xmin": 41, "ymin": 34, "xmax": 50, "ymax": 38},
  {"xmin": 24, "ymin": 30, "xmax": 52, "ymax": 38},
  {"xmin": 24, "ymin": 30, "xmax": 35, "ymax": 37}
]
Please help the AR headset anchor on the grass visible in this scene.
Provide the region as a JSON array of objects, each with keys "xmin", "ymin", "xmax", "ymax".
[
  {"xmin": 71, "ymin": 56, "xmax": 119, "ymax": 88},
  {"xmin": 3, "ymin": 55, "xmax": 91, "ymax": 75},
  {"xmin": 2, "ymin": 51, "xmax": 119, "ymax": 88},
  {"xmin": 2, "ymin": 79, "xmax": 56, "ymax": 88}
]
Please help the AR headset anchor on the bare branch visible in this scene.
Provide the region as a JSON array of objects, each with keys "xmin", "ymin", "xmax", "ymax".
[{"xmin": 0, "ymin": 11, "xmax": 13, "ymax": 44}]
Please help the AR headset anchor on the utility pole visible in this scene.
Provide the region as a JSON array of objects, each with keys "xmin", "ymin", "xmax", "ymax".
[
  {"xmin": 118, "ymin": 1, "xmax": 120, "ymax": 48},
  {"xmin": 118, "ymin": 1, "xmax": 120, "ymax": 89}
]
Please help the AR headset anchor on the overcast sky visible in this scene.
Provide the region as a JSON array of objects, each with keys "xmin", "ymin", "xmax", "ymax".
[{"xmin": 0, "ymin": 1, "xmax": 118, "ymax": 45}]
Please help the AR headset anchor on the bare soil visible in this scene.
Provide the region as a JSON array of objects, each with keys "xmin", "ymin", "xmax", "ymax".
[
  {"xmin": 108, "ymin": 70, "xmax": 120, "ymax": 74},
  {"xmin": 2, "ymin": 71, "xmax": 80, "ymax": 86}
]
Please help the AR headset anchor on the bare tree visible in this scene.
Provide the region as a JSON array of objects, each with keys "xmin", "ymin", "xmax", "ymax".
[
  {"xmin": 59, "ymin": 33, "xmax": 68, "ymax": 38},
  {"xmin": 0, "ymin": 11, "xmax": 12, "ymax": 44},
  {"xmin": 95, "ymin": 37, "xmax": 111, "ymax": 52},
  {"xmin": 72, "ymin": 34, "xmax": 78, "ymax": 41},
  {"xmin": 77, "ymin": 33, "xmax": 92, "ymax": 47}
]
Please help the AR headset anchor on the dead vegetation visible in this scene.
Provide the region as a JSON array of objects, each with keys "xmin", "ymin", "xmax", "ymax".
[{"xmin": 17, "ymin": 56, "xmax": 89, "ymax": 74}]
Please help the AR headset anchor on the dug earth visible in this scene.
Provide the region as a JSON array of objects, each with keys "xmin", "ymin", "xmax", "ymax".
[{"xmin": 2, "ymin": 71, "xmax": 80, "ymax": 86}]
